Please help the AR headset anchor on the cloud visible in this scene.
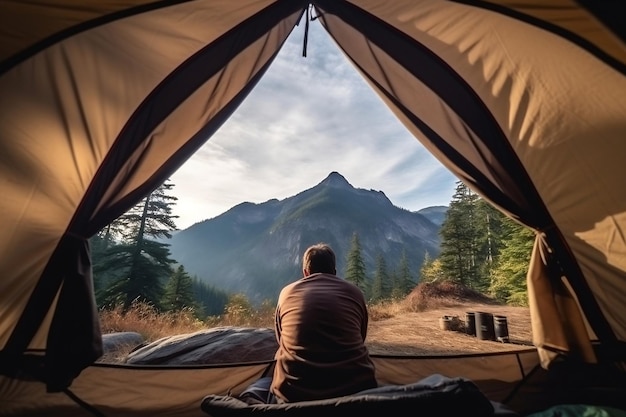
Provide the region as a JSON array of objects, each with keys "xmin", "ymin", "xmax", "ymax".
[{"xmin": 170, "ymin": 19, "xmax": 457, "ymax": 229}]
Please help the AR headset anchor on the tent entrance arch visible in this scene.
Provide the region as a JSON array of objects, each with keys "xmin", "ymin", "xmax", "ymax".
[
  {"xmin": 1, "ymin": 1, "xmax": 625, "ymax": 415},
  {"xmin": 169, "ymin": 14, "xmax": 458, "ymax": 231}
]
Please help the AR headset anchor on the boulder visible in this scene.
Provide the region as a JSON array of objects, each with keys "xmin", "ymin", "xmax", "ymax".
[{"xmin": 124, "ymin": 326, "xmax": 277, "ymax": 365}]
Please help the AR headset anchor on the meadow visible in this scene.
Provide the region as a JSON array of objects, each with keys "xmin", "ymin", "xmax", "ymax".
[{"xmin": 98, "ymin": 281, "xmax": 533, "ymax": 362}]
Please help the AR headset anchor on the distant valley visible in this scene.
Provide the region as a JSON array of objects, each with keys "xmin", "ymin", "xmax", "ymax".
[{"xmin": 165, "ymin": 172, "xmax": 447, "ymax": 303}]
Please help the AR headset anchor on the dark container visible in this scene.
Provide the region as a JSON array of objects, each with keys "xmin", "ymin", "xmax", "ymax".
[
  {"xmin": 475, "ymin": 312, "xmax": 495, "ymax": 341},
  {"xmin": 465, "ymin": 312, "xmax": 476, "ymax": 336},
  {"xmin": 494, "ymin": 315, "xmax": 509, "ymax": 342}
]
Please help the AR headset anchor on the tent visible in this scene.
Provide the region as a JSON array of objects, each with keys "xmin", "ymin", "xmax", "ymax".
[{"xmin": 1, "ymin": 0, "xmax": 625, "ymax": 415}]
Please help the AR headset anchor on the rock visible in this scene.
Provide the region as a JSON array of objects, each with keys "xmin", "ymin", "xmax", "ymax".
[
  {"xmin": 124, "ymin": 326, "xmax": 277, "ymax": 365},
  {"xmin": 102, "ymin": 332, "xmax": 145, "ymax": 354}
]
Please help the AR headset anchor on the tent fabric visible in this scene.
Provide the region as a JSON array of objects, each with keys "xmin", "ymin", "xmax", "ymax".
[
  {"xmin": 5, "ymin": 348, "xmax": 621, "ymax": 417},
  {"xmin": 0, "ymin": 0, "xmax": 625, "ymax": 410},
  {"xmin": 312, "ymin": 0, "xmax": 626, "ymax": 366},
  {"xmin": 0, "ymin": 0, "xmax": 308, "ymax": 390},
  {"xmin": 1, "ymin": 350, "xmax": 539, "ymax": 417}
]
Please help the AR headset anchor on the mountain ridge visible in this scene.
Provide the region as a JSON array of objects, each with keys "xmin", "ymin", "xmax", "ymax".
[{"xmin": 166, "ymin": 172, "xmax": 446, "ymax": 303}]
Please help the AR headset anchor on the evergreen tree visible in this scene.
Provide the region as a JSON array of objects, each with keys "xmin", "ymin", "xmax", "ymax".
[
  {"xmin": 387, "ymin": 268, "xmax": 400, "ymax": 299},
  {"xmin": 473, "ymin": 199, "xmax": 507, "ymax": 292},
  {"xmin": 192, "ymin": 277, "xmax": 230, "ymax": 317},
  {"xmin": 370, "ymin": 253, "xmax": 388, "ymax": 302},
  {"xmin": 91, "ymin": 221, "xmax": 128, "ymax": 294},
  {"xmin": 344, "ymin": 232, "xmax": 368, "ymax": 294},
  {"xmin": 395, "ymin": 249, "xmax": 414, "ymax": 297},
  {"xmin": 438, "ymin": 181, "xmax": 481, "ymax": 287},
  {"xmin": 489, "ymin": 219, "xmax": 535, "ymax": 305},
  {"xmin": 428, "ymin": 181, "xmax": 534, "ymax": 304},
  {"xmin": 162, "ymin": 265, "xmax": 196, "ymax": 312},
  {"xmin": 95, "ymin": 180, "xmax": 178, "ymax": 310},
  {"xmin": 90, "ymin": 234, "xmax": 111, "ymax": 295}
]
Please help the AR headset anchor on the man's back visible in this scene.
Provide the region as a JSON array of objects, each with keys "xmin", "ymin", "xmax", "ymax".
[{"xmin": 271, "ymin": 272, "xmax": 377, "ymax": 402}]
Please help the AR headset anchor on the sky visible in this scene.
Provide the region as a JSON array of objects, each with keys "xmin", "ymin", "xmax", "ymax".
[{"xmin": 169, "ymin": 18, "xmax": 458, "ymax": 230}]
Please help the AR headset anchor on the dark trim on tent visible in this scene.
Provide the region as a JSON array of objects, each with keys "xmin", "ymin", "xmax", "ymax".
[
  {"xmin": 314, "ymin": 0, "xmax": 618, "ymax": 352},
  {"xmin": 314, "ymin": 0, "xmax": 544, "ymax": 219},
  {"xmin": 371, "ymin": 348, "xmax": 537, "ymax": 361},
  {"xmin": 2, "ymin": 0, "xmax": 624, "ymax": 395},
  {"xmin": 451, "ymin": 0, "xmax": 626, "ymax": 75},
  {"xmin": 0, "ymin": 0, "xmax": 196, "ymax": 76},
  {"xmin": 63, "ymin": 387, "xmax": 106, "ymax": 417},
  {"xmin": 104, "ymin": 34, "xmax": 296, "ymax": 227},
  {"xmin": 0, "ymin": 0, "xmax": 309, "ymax": 391},
  {"xmin": 0, "ymin": 236, "xmax": 99, "ymax": 392},
  {"xmin": 85, "ymin": 0, "xmax": 308, "ymax": 235},
  {"xmin": 353, "ymin": 68, "xmax": 521, "ymax": 217},
  {"xmin": 576, "ymin": 0, "xmax": 626, "ymax": 43},
  {"xmin": 500, "ymin": 363, "xmax": 543, "ymax": 405}
]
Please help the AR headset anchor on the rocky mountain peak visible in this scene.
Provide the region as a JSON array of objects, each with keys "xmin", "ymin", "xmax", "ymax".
[
  {"xmin": 318, "ymin": 171, "xmax": 352, "ymax": 188},
  {"xmin": 167, "ymin": 172, "xmax": 445, "ymax": 303}
]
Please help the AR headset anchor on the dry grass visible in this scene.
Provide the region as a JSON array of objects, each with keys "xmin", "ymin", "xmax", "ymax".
[
  {"xmin": 367, "ymin": 282, "xmax": 532, "ymax": 356},
  {"xmin": 99, "ymin": 302, "xmax": 207, "ymax": 340},
  {"xmin": 98, "ymin": 281, "xmax": 533, "ymax": 362}
]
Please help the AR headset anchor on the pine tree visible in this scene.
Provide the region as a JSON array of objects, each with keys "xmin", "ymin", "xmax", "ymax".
[
  {"xmin": 91, "ymin": 221, "xmax": 128, "ymax": 294},
  {"xmin": 344, "ymin": 232, "xmax": 368, "ymax": 294},
  {"xmin": 474, "ymin": 199, "xmax": 507, "ymax": 292},
  {"xmin": 439, "ymin": 181, "xmax": 481, "ymax": 287},
  {"xmin": 489, "ymin": 219, "xmax": 535, "ymax": 305},
  {"xmin": 95, "ymin": 180, "xmax": 178, "ymax": 310},
  {"xmin": 370, "ymin": 253, "xmax": 388, "ymax": 302},
  {"xmin": 433, "ymin": 180, "xmax": 533, "ymax": 304},
  {"xmin": 192, "ymin": 277, "xmax": 230, "ymax": 317},
  {"xmin": 390, "ymin": 249, "xmax": 415, "ymax": 299},
  {"xmin": 399, "ymin": 250, "xmax": 411, "ymax": 294},
  {"xmin": 162, "ymin": 265, "xmax": 196, "ymax": 312}
]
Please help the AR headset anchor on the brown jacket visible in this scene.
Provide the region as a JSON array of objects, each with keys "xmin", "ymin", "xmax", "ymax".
[{"xmin": 270, "ymin": 273, "xmax": 377, "ymax": 402}]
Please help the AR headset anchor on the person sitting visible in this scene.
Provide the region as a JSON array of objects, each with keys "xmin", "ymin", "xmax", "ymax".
[{"xmin": 240, "ymin": 242, "xmax": 377, "ymax": 404}]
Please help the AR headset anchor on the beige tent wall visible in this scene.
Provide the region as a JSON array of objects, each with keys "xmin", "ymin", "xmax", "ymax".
[
  {"xmin": 372, "ymin": 349, "xmax": 539, "ymax": 401},
  {"xmin": 0, "ymin": 0, "xmax": 300, "ymax": 351},
  {"xmin": 0, "ymin": 352, "xmax": 540, "ymax": 417},
  {"xmin": 1, "ymin": 0, "xmax": 624, "ymax": 414},
  {"xmin": 0, "ymin": 362, "xmax": 269, "ymax": 417},
  {"xmin": 317, "ymin": 0, "xmax": 626, "ymax": 360}
]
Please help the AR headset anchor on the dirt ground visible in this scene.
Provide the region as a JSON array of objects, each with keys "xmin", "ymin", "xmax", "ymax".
[
  {"xmin": 366, "ymin": 282, "xmax": 533, "ymax": 356},
  {"xmin": 100, "ymin": 281, "xmax": 534, "ymax": 362},
  {"xmin": 367, "ymin": 303, "xmax": 532, "ymax": 356}
]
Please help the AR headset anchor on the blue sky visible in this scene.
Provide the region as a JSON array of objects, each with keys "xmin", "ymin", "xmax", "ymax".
[{"xmin": 170, "ymin": 19, "xmax": 458, "ymax": 230}]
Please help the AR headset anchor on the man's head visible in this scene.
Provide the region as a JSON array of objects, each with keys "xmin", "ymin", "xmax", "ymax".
[{"xmin": 302, "ymin": 243, "xmax": 336, "ymax": 276}]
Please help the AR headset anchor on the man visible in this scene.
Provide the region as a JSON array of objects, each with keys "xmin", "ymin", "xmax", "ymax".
[{"xmin": 269, "ymin": 243, "xmax": 377, "ymax": 403}]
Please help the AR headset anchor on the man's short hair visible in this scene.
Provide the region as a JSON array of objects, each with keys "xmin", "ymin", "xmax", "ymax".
[{"xmin": 303, "ymin": 243, "xmax": 336, "ymax": 275}]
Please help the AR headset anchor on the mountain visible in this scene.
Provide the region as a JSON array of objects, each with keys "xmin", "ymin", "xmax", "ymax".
[
  {"xmin": 417, "ymin": 206, "xmax": 448, "ymax": 227},
  {"xmin": 165, "ymin": 172, "xmax": 443, "ymax": 303}
]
